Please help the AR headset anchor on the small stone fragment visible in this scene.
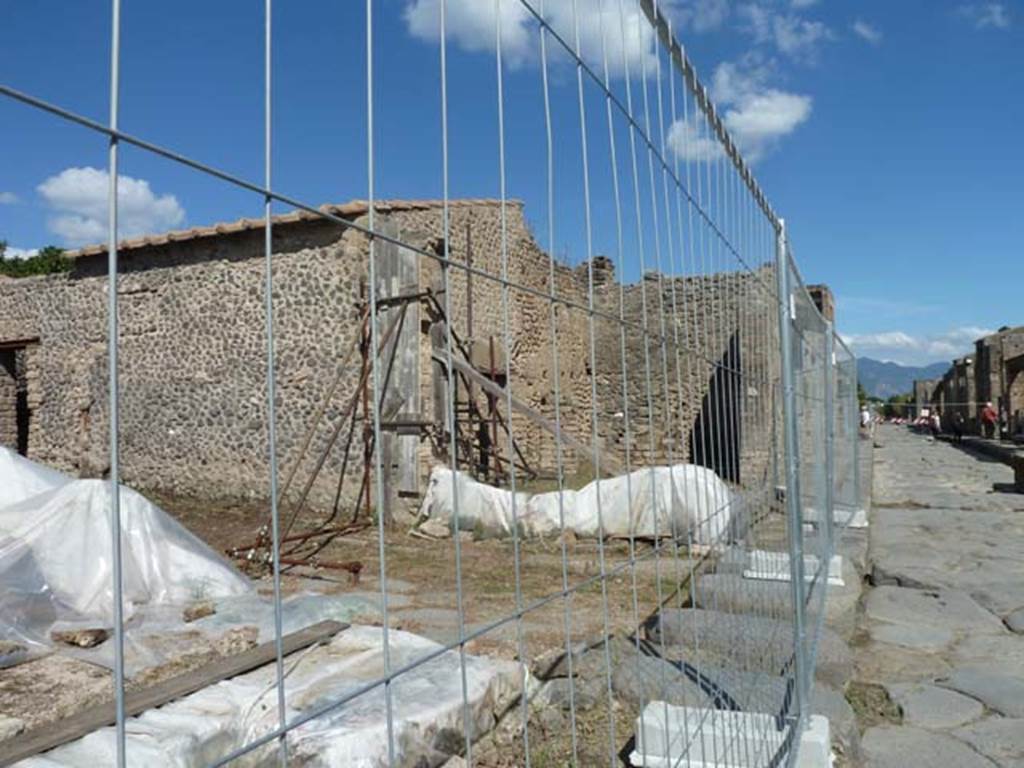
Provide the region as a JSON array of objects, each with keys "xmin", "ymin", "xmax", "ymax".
[
  {"xmin": 51, "ymin": 628, "xmax": 110, "ymax": 648},
  {"xmin": 417, "ymin": 518, "xmax": 451, "ymax": 539},
  {"xmin": 183, "ymin": 599, "xmax": 216, "ymax": 623}
]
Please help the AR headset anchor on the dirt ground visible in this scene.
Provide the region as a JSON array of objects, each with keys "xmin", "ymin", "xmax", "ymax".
[
  {"xmin": 1, "ymin": 488, "xmax": 708, "ymax": 760},
  {"xmin": 157, "ymin": 489, "xmax": 704, "ymax": 661}
]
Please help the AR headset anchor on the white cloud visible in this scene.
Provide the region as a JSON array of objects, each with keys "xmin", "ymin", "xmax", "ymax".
[
  {"xmin": 0, "ymin": 192, "xmax": 18, "ymax": 205},
  {"xmin": 959, "ymin": 3, "xmax": 1011, "ymax": 29},
  {"xmin": 842, "ymin": 326, "xmax": 996, "ymax": 366},
  {"xmin": 669, "ymin": 58, "xmax": 811, "ymax": 162},
  {"xmin": 673, "ymin": 0, "xmax": 731, "ymax": 33},
  {"xmin": 790, "ymin": 0, "xmax": 818, "ymax": 7},
  {"xmin": 37, "ymin": 166, "xmax": 185, "ymax": 246},
  {"xmin": 403, "ymin": 0, "xmax": 668, "ymax": 76},
  {"xmin": 739, "ymin": 3, "xmax": 832, "ymax": 61},
  {"xmin": 852, "ymin": 19, "xmax": 883, "ymax": 45},
  {"xmin": 2, "ymin": 246, "xmax": 38, "ymax": 260}
]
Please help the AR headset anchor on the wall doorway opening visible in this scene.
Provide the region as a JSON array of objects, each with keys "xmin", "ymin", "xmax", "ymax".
[
  {"xmin": 0, "ymin": 344, "xmax": 33, "ymax": 456},
  {"xmin": 689, "ymin": 332, "xmax": 743, "ymax": 484}
]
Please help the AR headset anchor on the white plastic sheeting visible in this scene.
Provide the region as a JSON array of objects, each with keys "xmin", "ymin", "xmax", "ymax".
[
  {"xmin": 0, "ymin": 446, "xmax": 70, "ymax": 509},
  {"xmin": 419, "ymin": 464, "xmax": 739, "ymax": 546},
  {"xmin": 0, "ymin": 450, "xmax": 252, "ymax": 669},
  {"xmin": 20, "ymin": 626, "xmax": 524, "ymax": 768},
  {"xmin": 0, "ymin": 480, "xmax": 251, "ymax": 622}
]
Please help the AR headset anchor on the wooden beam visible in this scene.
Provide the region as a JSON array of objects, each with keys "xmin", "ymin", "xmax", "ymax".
[
  {"xmin": 0, "ymin": 620, "xmax": 347, "ymax": 766},
  {"xmin": 435, "ymin": 352, "xmax": 624, "ymax": 474}
]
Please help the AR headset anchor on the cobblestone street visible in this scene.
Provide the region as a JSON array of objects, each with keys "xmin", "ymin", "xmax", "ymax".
[{"xmin": 858, "ymin": 425, "xmax": 1024, "ymax": 767}]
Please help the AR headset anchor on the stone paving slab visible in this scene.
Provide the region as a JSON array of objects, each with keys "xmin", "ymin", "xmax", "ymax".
[
  {"xmin": 865, "ymin": 586, "xmax": 1007, "ymax": 635},
  {"xmin": 862, "ymin": 725, "xmax": 997, "ymax": 767},
  {"xmin": 953, "ymin": 718, "xmax": 1024, "ymax": 768},
  {"xmin": 938, "ymin": 665, "xmax": 1024, "ymax": 718},
  {"xmin": 870, "ymin": 506, "xmax": 1024, "ymax": 618},
  {"xmin": 856, "ymin": 426, "xmax": 1024, "ymax": 767},
  {"xmin": 885, "ymin": 682, "xmax": 984, "ymax": 730}
]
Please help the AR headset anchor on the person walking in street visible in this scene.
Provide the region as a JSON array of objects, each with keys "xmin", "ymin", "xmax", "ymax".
[
  {"xmin": 981, "ymin": 401, "xmax": 998, "ymax": 439},
  {"xmin": 951, "ymin": 412, "xmax": 965, "ymax": 443},
  {"xmin": 930, "ymin": 409, "xmax": 942, "ymax": 439}
]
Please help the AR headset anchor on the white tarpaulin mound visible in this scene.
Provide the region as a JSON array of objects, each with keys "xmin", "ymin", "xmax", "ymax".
[
  {"xmin": 419, "ymin": 464, "xmax": 739, "ymax": 545},
  {"xmin": 0, "ymin": 479, "xmax": 251, "ymax": 624},
  {"xmin": 0, "ymin": 446, "xmax": 70, "ymax": 510},
  {"xmin": 0, "ymin": 453, "xmax": 253, "ymax": 668},
  {"xmin": 20, "ymin": 625, "xmax": 525, "ymax": 768}
]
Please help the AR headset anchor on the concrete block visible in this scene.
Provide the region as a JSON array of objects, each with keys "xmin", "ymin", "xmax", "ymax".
[
  {"xmin": 629, "ymin": 702, "xmax": 830, "ymax": 768},
  {"xmin": 740, "ymin": 549, "xmax": 845, "ymax": 586}
]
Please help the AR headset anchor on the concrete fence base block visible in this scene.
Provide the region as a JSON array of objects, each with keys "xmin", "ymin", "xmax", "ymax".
[
  {"xmin": 740, "ymin": 549, "xmax": 845, "ymax": 587},
  {"xmin": 629, "ymin": 702, "xmax": 831, "ymax": 767},
  {"xmin": 804, "ymin": 505, "xmax": 868, "ymax": 529}
]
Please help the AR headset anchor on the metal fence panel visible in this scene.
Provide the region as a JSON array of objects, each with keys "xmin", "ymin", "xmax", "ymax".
[{"xmin": 0, "ymin": 1, "xmax": 862, "ymax": 766}]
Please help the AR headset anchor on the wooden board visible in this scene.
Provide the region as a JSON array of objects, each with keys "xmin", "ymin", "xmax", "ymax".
[
  {"xmin": 374, "ymin": 218, "xmax": 421, "ymax": 497},
  {"xmin": 0, "ymin": 620, "xmax": 347, "ymax": 766}
]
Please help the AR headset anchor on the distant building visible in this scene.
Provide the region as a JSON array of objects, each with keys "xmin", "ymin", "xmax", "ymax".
[
  {"xmin": 975, "ymin": 327, "xmax": 1024, "ymax": 437},
  {"xmin": 912, "ymin": 379, "xmax": 938, "ymax": 417},
  {"xmin": 924, "ymin": 325, "xmax": 1024, "ymax": 437},
  {"xmin": 938, "ymin": 356, "xmax": 976, "ymax": 432},
  {"xmin": 807, "ymin": 285, "xmax": 835, "ymax": 323}
]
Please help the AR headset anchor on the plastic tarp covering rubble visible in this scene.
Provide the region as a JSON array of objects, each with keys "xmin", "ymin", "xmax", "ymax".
[
  {"xmin": 0, "ymin": 445, "xmax": 252, "ymax": 668},
  {"xmin": 20, "ymin": 626, "xmax": 525, "ymax": 768},
  {"xmin": 419, "ymin": 464, "xmax": 740, "ymax": 545},
  {"xmin": 0, "ymin": 447, "xmax": 373, "ymax": 674}
]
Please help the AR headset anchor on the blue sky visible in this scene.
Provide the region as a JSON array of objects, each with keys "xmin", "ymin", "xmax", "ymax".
[{"xmin": 1, "ymin": 0, "xmax": 1021, "ymax": 366}]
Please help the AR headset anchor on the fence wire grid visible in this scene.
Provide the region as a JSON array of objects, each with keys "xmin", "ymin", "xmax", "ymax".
[{"xmin": 0, "ymin": 1, "xmax": 862, "ymax": 767}]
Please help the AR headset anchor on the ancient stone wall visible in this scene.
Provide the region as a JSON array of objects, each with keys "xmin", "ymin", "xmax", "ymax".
[
  {"xmin": 590, "ymin": 266, "xmax": 780, "ymax": 491},
  {"xmin": 0, "ymin": 199, "xmax": 784, "ymax": 518}
]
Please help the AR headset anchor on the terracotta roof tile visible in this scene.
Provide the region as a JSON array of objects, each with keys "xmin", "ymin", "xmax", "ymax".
[{"xmin": 64, "ymin": 198, "xmax": 512, "ymax": 259}]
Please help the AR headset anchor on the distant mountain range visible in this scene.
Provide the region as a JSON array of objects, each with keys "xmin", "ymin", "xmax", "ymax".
[{"xmin": 856, "ymin": 358, "xmax": 950, "ymax": 399}]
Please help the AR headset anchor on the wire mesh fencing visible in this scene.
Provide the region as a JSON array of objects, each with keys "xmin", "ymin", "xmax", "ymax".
[{"xmin": 0, "ymin": 1, "xmax": 862, "ymax": 766}]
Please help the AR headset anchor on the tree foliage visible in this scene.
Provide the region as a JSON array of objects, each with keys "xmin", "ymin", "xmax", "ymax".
[
  {"xmin": 882, "ymin": 392, "xmax": 914, "ymax": 418},
  {"xmin": 0, "ymin": 241, "xmax": 71, "ymax": 277}
]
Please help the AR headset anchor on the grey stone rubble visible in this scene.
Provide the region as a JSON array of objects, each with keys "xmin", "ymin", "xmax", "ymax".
[{"xmin": 857, "ymin": 425, "xmax": 1024, "ymax": 768}]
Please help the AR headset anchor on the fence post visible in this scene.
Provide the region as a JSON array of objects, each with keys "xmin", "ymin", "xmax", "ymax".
[
  {"xmin": 823, "ymin": 323, "xmax": 836, "ymax": 553},
  {"xmin": 775, "ymin": 219, "xmax": 811, "ymax": 748},
  {"xmin": 853, "ymin": 360, "xmax": 862, "ymax": 514}
]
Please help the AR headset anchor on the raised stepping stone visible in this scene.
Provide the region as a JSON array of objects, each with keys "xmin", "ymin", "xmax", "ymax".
[
  {"xmin": 939, "ymin": 665, "xmax": 1024, "ymax": 717},
  {"xmin": 954, "ymin": 717, "xmax": 1024, "ymax": 766},
  {"xmin": 886, "ymin": 683, "xmax": 984, "ymax": 729},
  {"xmin": 644, "ymin": 608, "xmax": 854, "ymax": 690},
  {"xmin": 693, "ymin": 566, "xmax": 860, "ymax": 640},
  {"xmin": 862, "ymin": 726, "xmax": 996, "ymax": 768}
]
